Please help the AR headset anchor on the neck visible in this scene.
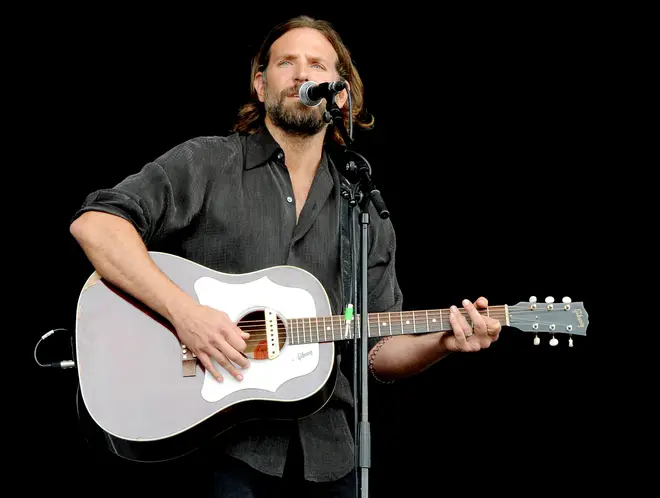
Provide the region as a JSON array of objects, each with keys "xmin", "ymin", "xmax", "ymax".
[
  {"xmin": 265, "ymin": 117, "xmax": 325, "ymax": 175},
  {"xmin": 286, "ymin": 306, "xmax": 512, "ymax": 345}
]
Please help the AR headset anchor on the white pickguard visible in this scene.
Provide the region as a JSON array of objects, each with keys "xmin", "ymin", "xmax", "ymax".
[{"xmin": 193, "ymin": 275, "xmax": 320, "ymax": 403}]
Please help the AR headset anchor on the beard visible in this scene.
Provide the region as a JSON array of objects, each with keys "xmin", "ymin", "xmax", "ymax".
[{"xmin": 264, "ymin": 84, "xmax": 326, "ymax": 137}]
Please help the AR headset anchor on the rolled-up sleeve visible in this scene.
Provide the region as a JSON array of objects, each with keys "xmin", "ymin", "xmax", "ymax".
[
  {"xmin": 366, "ymin": 208, "xmax": 404, "ymax": 352},
  {"xmin": 71, "ymin": 137, "xmax": 216, "ymax": 246}
]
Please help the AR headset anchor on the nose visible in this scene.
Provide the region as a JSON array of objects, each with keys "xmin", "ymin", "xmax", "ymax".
[{"xmin": 293, "ymin": 64, "xmax": 309, "ymax": 83}]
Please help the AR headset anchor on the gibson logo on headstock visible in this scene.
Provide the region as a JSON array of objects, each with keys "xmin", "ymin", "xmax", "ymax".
[{"xmin": 574, "ymin": 309, "xmax": 585, "ymax": 328}]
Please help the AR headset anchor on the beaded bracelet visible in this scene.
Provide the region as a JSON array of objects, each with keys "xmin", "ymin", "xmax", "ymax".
[{"xmin": 368, "ymin": 336, "xmax": 395, "ymax": 384}]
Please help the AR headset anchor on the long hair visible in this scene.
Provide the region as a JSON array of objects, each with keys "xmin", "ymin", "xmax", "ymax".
[{"xmin": 232, "ymin": 15, "xmax": 374, "ymax": 145}]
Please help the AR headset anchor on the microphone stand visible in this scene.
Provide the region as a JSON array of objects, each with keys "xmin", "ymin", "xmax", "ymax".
[{"xmin": 324, "ymin": 94, "xmax": 389, "ymax": 498}]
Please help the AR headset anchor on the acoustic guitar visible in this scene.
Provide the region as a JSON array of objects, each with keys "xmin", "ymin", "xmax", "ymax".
[{"xmin": 74, "ymin": 252, "xmax": 588, "ymax": 462}]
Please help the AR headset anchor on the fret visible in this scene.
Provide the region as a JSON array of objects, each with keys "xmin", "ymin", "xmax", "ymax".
[
  {"xmin": 282, "ymin": 307, "xmax": 512, "ymax": 346},
  {"xmin": 398, "ymin": 311, "xmax": 411, "ymax": 335}
]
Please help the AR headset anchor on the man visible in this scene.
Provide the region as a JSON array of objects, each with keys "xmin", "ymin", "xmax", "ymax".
[{"xmin": 69, "ymin": 15, "xmax": 501, "ymax": 497}]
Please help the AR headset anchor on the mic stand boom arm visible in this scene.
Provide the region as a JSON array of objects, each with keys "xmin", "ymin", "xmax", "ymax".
[{"xmin": 326, "ymin": 95, "xmax": 389, "ymax": 498}]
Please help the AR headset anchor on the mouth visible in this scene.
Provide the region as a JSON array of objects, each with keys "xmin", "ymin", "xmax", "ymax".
[{"xmin": 286, "ymin": 87, "xmax": 302, "ymax": 98}]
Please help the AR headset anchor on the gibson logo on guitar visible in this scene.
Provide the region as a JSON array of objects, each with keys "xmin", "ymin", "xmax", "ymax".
[
  {"xmin": 297, "ymin": 350, "xmax": 313, "ymax": 361},
  {"xmin": 574, "ymin": 309, "xmax": 585, "ymax": 328}
]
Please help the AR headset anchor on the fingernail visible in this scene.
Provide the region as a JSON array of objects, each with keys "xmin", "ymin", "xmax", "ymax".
[
  {"xmin": 237, "ymin": 374, "xmax": 243, "ymax": 381},
  {"xmin": 450, "ymin": 305, "xmax": 457, "ymax": 312},
  {"xmin": 462, "ymin": 299, "xmax": 470, "ymax": 306}
]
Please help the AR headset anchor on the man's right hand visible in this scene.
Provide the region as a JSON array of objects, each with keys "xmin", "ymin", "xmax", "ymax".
[{"xmin": 170, "ymin": 304, "xmax": 251, "ymax": 382}]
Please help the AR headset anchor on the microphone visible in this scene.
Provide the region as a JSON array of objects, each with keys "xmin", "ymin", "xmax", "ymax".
[{"xmin": 299, "ymin": 80, "xmax": 347, "ymax": 107}]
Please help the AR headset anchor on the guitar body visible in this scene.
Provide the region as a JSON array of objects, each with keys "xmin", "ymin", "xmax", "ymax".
[{"xmin": 75, "ymin": 252, "xmax": 337, "ymax": 463}]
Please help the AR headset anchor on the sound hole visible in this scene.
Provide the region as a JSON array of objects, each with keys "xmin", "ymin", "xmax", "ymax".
[{"xmin": 237, "ymin": 310, "xmax": 287, "ymax": 360}]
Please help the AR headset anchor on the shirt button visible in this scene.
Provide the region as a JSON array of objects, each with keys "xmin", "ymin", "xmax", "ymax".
[
  {"xmin": 277, "ymin": 152, "xmax": 284, "ymax": 160},
  {"xmin": 286, "ymin": 196, "xmax": 293, "ymax": 203}
]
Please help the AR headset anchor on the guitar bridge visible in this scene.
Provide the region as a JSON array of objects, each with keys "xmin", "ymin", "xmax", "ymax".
[{"xmin": 181, "ymin": 343, "xmax": 197, "ymax": 377}]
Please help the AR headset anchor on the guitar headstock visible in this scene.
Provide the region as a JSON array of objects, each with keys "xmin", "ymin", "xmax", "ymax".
[{"xmin": 508, "ymin": 296, "xmax": 588, "ymax": 347}]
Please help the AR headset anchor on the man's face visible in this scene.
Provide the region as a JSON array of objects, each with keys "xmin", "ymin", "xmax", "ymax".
[{"xmin": 254, "ymin": 27, "xmax": 346, "ymax": 137}]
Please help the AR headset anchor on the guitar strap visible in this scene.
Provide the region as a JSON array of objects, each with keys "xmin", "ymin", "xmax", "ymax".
[
  {"xmin": 338, "ymin": 174, "xmax": 360, "ymax": 323},
  {"xmin": 336, "ymin": 167, "xmax": 362, "ymax": 365}
]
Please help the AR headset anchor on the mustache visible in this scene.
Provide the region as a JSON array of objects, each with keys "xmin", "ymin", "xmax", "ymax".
[{"xmin": 281, "ymin": 85, "xmax": 302, "ymax": 98}]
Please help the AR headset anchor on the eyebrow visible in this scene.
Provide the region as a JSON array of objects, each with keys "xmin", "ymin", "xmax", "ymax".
[{"xmin": 277, "ymin": 53, "xmax": 329, "ymax": 64}]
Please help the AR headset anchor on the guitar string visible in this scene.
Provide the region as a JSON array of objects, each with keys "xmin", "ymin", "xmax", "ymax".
[
  {"xmin": 209, "ymin": 314, "xmax": 573, "ymax": 346},
  {"xmin": 233, "ymin": 310, "xmax": 556, "ymax": 330},
  {"xmin": 232, "ymin": 312, "xmax": 563, "ymax": 331},
  {"xmin": 228, "ymin": 305, "xmax": 554, "ymax": 325},
  {"xmin": 236, "ymin": 311, "xmax": 511, "ymax": 330}
]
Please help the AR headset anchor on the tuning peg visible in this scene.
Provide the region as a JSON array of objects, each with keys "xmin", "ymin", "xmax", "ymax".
[
  {"xmin": 545, "ymin": 296, "xmax": 554, "ymax": 303},
  {"xmin": 569, "ymin": 336, "xmax": 573, "ymax": 347},
  {"xmin": 562, "ymin": 296, "xmax": 571, "ymax": 303},
  {"xmin": 534, "ymin": 334, "xmax": 540, "ymax": 346},
  {"xmin": 529, "ymin": 296, "xmax": 537, "ymax": 303},
  {"xmin": 549, "ymin": 335, "xmax": 558, "ymax": 346}
]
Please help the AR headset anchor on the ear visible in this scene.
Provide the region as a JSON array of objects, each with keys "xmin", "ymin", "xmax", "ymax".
[
  {"xmin": 254, "ymin": 70, "xmax": 266, "ymax": 103},
  {"xmin": 335, "ymin": 80, "xmax": 350, "ymax": 109}
]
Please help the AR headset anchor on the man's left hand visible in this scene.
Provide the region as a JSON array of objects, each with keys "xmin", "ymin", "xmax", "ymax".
[{"xmin": 440, "ymin": 297, "xmax": 501, "ymax": 353}]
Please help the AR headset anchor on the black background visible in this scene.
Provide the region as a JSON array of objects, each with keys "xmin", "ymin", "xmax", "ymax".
[{"xmin": 17, "ymin": 5, "xmax": 594, "ymax": 495}]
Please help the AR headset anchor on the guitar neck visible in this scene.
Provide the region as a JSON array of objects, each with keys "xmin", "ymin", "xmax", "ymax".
[{"xmin": 287, "ymin": 306, "xmax": 510, "ymax": 345}]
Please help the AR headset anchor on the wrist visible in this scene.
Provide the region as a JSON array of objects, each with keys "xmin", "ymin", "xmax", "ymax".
[
  {"xmin": 163, "ymin": 287, "xmax": 198, "ymax": 324},
  {"xmin": 427, "ymin": 331, "xmax": 451, "ymax": 360}
]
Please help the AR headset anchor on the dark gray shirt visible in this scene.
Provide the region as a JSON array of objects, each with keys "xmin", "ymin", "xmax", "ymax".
[{"xmin": 72, "ymin": 126, "xmax": 403, "ymax": 481}]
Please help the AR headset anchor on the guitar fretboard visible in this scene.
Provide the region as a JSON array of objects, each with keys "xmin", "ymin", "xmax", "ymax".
[{"xmin": 287, "ymin": 307, "xmax": 507, "ymax": 345}]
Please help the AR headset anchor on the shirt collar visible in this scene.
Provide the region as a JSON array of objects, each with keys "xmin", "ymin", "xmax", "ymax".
[
  {"xmin": 244, "ymin": 126, "xmax": 335, "ymax": 183},
  {"xmin": 245, "ymin": 126, "xmax": 284, "ymax": 170}
]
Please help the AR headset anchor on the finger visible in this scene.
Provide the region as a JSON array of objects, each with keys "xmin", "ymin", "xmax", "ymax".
[
  {"xmin": 462, "ymin": 299, "xmax": 487, "ymax": 336},
  {"xmin": 449, "ymin": 305, "xmax": 470, "ymax": 349},
  {"xmin": 213, "ymin": 336, "xmax": 251, "ymax": 369},
  {"xmin": 223, "ymin": 325, "xmax": 249, "ymax": 352},
  {"xmin": 475, "ymin": 296, "xmax": 488, "ymax": 308},
  {"xmin": 207, "ymin": 346, "xmax": 245, "ymax": 381},
  {"xmin": 196, "ymin": 351, "xmax": 224, "ymax": 382},
  {"xmin": 487, "ymin": 319, "xmax": 502, "ymax": 338},
  {"xmin": 237, "ymin": 325, "xmax": 250, "ymax": 341}
]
